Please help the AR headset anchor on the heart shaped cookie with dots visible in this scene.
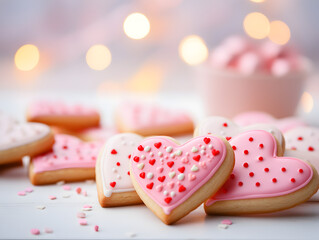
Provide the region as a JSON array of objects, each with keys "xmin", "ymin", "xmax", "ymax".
[
  {"xmin": 204, "ymin": 130, "xmax": 319, "ymax": 215},
  {"xmin": 29, "ymin": 134, "xmax": 103, "ymax": 185},
  {"xmin": 194, "ymin": 116, "xmax": 285, "ymax": 155},
  {"xmin": 130, "ymin": 135, "xmax": 234, "ymax": 224},
  {"xmin": 96, "ymin": 133, "xmax": 144, "ymax": 207},
  {"xmin": 0, "ymin": 112, "xmax": 54, "ymax": 166}
]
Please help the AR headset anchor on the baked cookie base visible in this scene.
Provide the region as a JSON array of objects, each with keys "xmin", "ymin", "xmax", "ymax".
[
  {"xmin": 130, "ymin": 138, "xmax": 235, "ymax": 225},
  {"xmin": 204, "ymin": 165, "xmax": 319, "ymax": 215},
  {"xmin": 0, "ymin": 130, "xmax": 55, "ymax": 166}
]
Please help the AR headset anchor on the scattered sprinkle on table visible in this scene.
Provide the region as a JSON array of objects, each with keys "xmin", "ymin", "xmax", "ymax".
[
  {"xmin": 25, "ymin": 187, "xmax": 33, "ymax": 193},
  {"xmin": 49, "ymin": 195, "xmax": 56, "ymax": 200},
  {"xmin": 76, "ymin": 187, "xmax": 82, "ymax": 194},
  {"xmin": 44, "ymin": 228, "xmax": 53, "ymax": 233},
  {"xmin": 18, "ymin": 191, "xmax": 26, "ymax": 196},
  {"xmin": 36, "ymin": 205, "xmax": 46, "ymax": 210},
  {"xmin": 82, "ymin": 190, "xmax": 88, "ymax": 196},
  {"xmin": 221, "ymin": 219, "xmax": 233, "ymax": 225},
  {"xmin": 218, "ymin": 224, "xmax": 229, "ymax": 229},
  {"xmin": 94, "ymin": 225, "xmax": 99, "ymax": 232},
  {"xmin": 79, "ymin": 219, "xmax": 87, "ymax": 226},
  {"xmin": 62, "ymin": 194, "xmax": 71, "ymax": 198},
  {"xmin": 77, "ymin": 212, "xmax": 86, "ymax": 218},
  {"xmin": 56, "ymin": 181, "xmax": 65, "ymax": 186},
  {"xmin": 126, "ymin": 232, "xmax": 137, "ymax": 238},
  {"xmin": 30, "ymin": 228, "xmax": 40, "ymax": 235},
  {"xmin": 63, "ymin": 185, "xmax": 71, "ymax": 191}
]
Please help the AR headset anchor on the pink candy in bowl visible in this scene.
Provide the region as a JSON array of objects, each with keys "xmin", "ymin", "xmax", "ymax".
[{"xmin": 196, "ymin": 36, "xmax": 311, "ymax": 118}]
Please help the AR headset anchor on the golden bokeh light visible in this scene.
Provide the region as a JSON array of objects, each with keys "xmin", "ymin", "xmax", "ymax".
[
  {"xmin": 86, "ymin": 45, "xmax": 112, "ymax": 71},
  {"xmin": 123, "ymin": 13, "xmax": 150, "ymax": 40},
  {"xmin": 268, "ymin": 20, "xmax": 291, "ymax": 45},
  {"xmin": 14, "ymin": 44, "xmax": 40, "ymax": 71},
  {"xmin": 301, "ymin": 92, "xmax": 314, "ymax": 113},
  {"xmin": 250, "ymin": 0, "xmax": 265, "ymax": 3},
  {"xmin": 243, "ymin": 12, "xmax": 270, "ymax": 39},
  {"xmin": 179, "ymin": 35, "xmax": 208, "ymax": 65}
]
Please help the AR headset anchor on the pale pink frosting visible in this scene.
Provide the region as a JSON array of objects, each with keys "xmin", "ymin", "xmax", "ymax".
[
  {"xmin": 130, "ymin": 136, "xmax": 227, "ymax": 214},
  {"xmin": 80, "ymin": 126, "xmax": 118, "ymax": 141},
  {"xmin": 28, "ymin": 101, "xmax": 99, "ymax": 118},
  {"xmin": 117, "ymin": 102, "xmax": 193, "ymax": 130},
  {"xmin": 206, "ymin": 130, "xmax": 313, "ymax": 206},
  {"xmin": 233, "ymin": 111, "xmax": 306, "ymax": 133},
  {"xmin": 32, "ymin": 134, "xmax": 102, "ymax": 173}
]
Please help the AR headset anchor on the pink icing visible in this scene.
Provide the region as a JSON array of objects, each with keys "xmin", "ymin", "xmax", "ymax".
[
  {"xmin": 206, "ymin": 130, "xmax": 313, "ymax": 206},
  {"xmin": 100, "ymin": 133, "xmax": 144, "ymax": 197},
  {"xmin": 117, "ymin": 102, "xmax": 193, "ymax": 130},
  {"xmin": 80, "ymin": 126, "xmax": 118, "ymax": 141},
  {"xmin": 130, "ymin": 136, "xmax": 227, "ymax": 214},
  {"xmin": 233, "ymin": 111, "xmax": 306, "ymax": 133},
  {"xmin": 195, "ymin": 116, "xmax": 284, "ymax": 147},
  {"xmin": 28, "ymin": 101, "xmax": 99, "ymax": 118},
  {"xmin": 32, "ymin": 134, "xmax": 102, "ymax": 173}
]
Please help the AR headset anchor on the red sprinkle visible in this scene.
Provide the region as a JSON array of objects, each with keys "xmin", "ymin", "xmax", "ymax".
[
  {"xmin": 230, "ymin": 173, "xmax": 235, "ymax": 179},
  {"xmin": 158, "ymin": 176, "xmax": 166, "ymax": 182},
  {"xmin": 238, "ymin": 181, "xmax": 243, "ymax": 186},
  {"xmin": 226, "ymin": 136, "xmax": 232, "ymax": 141},
  {"xmin": 264, "ymin": 168, "xmax": 269, "ymax": 172},
  {"xmin": 232, "ymin": 146, "xmax": 237, "ymax": 150},
  {"xmin": 127, "ymin": 171, "xmax": 130, "ymax": 175},
  {"xmin": 259, "ymin": 144, "xmax": 264, "ymax": 149},
  {"xmin": 164, "ymin": 197, "xmax": 172, "ymax": 204},
  {"xmin": 258, "ymin": 156, "xmax": 263, "ymax": 161},
  {"xmin": 272, "ymin": 178, "xmax": 277, "ymax": 183},
  {"xmin": 139, "ymin": 172, "xmax": 145, "ymax": 179},
  {"xmin": 137, "ymin": 145, "xmax": 144, "ymax": 151},
  {"xmin": 243, "ymin": 162, "xmax": 249, "ymax": 168},
  {"xmin": 63, "ymin": 145, "xmax": 68, "ymax": 150},
  {"xmin": 94, "ymin": 225, "xmax": 99, "ymax": 232},
  {"xmin": 297, "ymin": 137, "xmax": 303, "ymax": 141},
  {"xmin": 76, "ymin": 187, "xmax": 82, "ymax": 194},
  {"xmin": 116, "ymin": 162, "xmax": 120, "ymax": 166},
  {"xmin": 110, "ymin": 182, "xmax": 116, "ymax": 188},
  {"xmin": 212, "ymin": 149, "xmax": 220, "ymax": 156},
  {"xmin": 149, "ymin": 159, "xmax": 156, "ymax": 165},
  {"xmin": 154, "ymin": 142, "xmax": 162, "ymax": 149},
  {"xmin": 128, "ymin": 154, "xmax": 131, "ymax": 159},
  {"xmin": 281, "ymin": 167, "xmax": 286, "ymax": 172},
  {"xmin": 249, "ymin": 172, "xmax": 254, "ymax": 177},
  {"xmin": 299, "ymin": 169, "xmax": 304, "ymax": 173},
  {"xmin": 111, "ymin": 149, "xmax": 117, "ymax": 154},
  {"xmin": 249, "ymin": 137, "xmax": 254, "ymax": 142},
  {"xmin": 223, "ymin": 122, "xmax": 228, "ymax": 127},
  {"xmin": 146, "ymin": 182, "xmax": 154, "ymax": 189},
  {"xmin": 178, "ymin": 167, "xmax": 185, "ymax": 173},
  {"xmin": 309, "ymin": 146, "xmax": 314, "ymax": 151},
  {"xmin": 167, "ymin": 161, "xmax": 174, "ymax": 168},
  {"xmin": 291, "ymin": 178, "xmax": 296, "ymax": 183},
  {"xmin": 179, "ymin": 185, "xmax": 186, "ymax": 192},
  {"xmin": 203, "ymin": 137, "xmax": 211, "ymax": 144},
  {"xmin": 193, "ymin": 155, "xmax": 201, "ymax": 161},
  {"xmin": 244, "ymin": 150, "xmax": 249, "ymax": 155},
  {"xmin": 255, "ymin": 182, "xmax": 260, "ymax": 187},
  {"xmin": 133, "ymin": 156, "xmax": 140, "ymax": 162}
]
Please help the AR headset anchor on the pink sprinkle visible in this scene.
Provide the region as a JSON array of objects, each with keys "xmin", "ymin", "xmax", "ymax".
[
  {"xmin": 94, "ymin": 225, "xmax": 99, "ymax": 232},
  {"xmin": 82, "ymin": 190, "xmax": 88, "ymax": 196},
  {"xmin": 63, "ymin": 185, "xmax": 71, "ymax": 191},
  {"xmin": 77, "ymin": 212, "xmax": 86, "ymax": 218},
  {"xmin": 25, "ymin": 187, "xmax": 33, "ymax": 193},
  {"xmin": 221, "ymin": 219, "xmax": 233, "ymax": 225},
  {"xmin": 30, "ymin": 228, "xmax": 40, "ymax": 235},
  {"xmin": 76, "ymin": 187, "xmax": 82, "ymax": 194},
  {"xmin": 18, "ymin": 191, "xmax": 26, "ymax": 196},
  {"xmin": 83, "ymin": 205, "xmax": 92, "ymax": 209},
  {"xmin": 44, "ymin": 228, "xmax": 53, "ymax": 233},
  {"xmin": 49, "ymin": 195, "xmax": 57, "ymax": 200},
  {"xmin": 79, "ymin": 219, "xmax": 87, "ymax": 226}
]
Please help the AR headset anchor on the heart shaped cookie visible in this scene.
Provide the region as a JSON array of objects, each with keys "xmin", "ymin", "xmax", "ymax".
[
  {"xmin": 130, "ymin": 135, "xmax": 234, "ymax": 224},
  {"xmin": 284, "ymin": 126, "xmax": 319, "ymax": 201},
  {"xmin": 233, "ymin": 111, "xmax": 306, "ymax": 133},
  {"xmin": 194, "ymin": 116, "xmax": 285, "ymax": 155},
  {"xmin": 0, "ymin": 113, "xmax": 54, "ymax": 166},
  {"xmin": 204, "ymin": 130, "xmax": 319, "ymax": 215},
  {"xmin": 29, "ymin": 134, "xmax": 103, "ymax": 185},
  {"xmin": 27, "ymin": 101, "xmax": 100, "ymax": 130},
  {"xmin": 96, "ymin": 133, "xmax": 144, "ymax": 207}
]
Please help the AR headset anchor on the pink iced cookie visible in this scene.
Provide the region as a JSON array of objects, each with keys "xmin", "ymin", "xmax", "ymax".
[
  {"xmin": 30, "ymin": 134, "xmax": 102, "ymax": 185},
  {"xmin": 130, "ymin": 135, "xmax": 234, "ymax": 224},
  {"xmin": 116, "ymin": 102, "xmax": 194, "ymax": 136},
  {"xmin": 0, "ymin": 112, "xmax": 54, "ymax": 166},
  {"xmin": 96, "ymin": 133, "xmax": 144, "ymax": 207},
  {"xmin": 27, "ymin": 101, "xmax": 100, "ymax": 130},
  {"xmin": 204, "ymin": 130, "xmax": 318, "ymax": 215},
  {"xmin": 194, "ymin": 116, "xmax": 285, "ymax": 155},
  {"xmin": 233, "ymin": 111, "xmax": 306, "ymax": 133},
  {"xmin": 78, "ymin": 126, "xmax": 118, "ymax": 142}
]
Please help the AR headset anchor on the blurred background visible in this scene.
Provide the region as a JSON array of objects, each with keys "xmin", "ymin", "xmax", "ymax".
[{"xmin": 0, "ymin": 0, "xmax": 318, "ymax": 124}]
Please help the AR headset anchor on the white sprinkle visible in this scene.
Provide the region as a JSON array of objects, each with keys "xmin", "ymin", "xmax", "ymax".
[
  {"xmin": 158, "ymin": 152, "xmax": 163, "ymax": 157},
  {"xmin": 147, "ymin": 172, "xmax": 154, "ymax": 179},
  {"xmin": 36, "ymin": 205, "xmax": 46, "ymax": 210},
  {"xmin": 82, "ymin": 208, "xmax": 92, "ymax": 211},
  {"xmin": 170, "ymin": 153, "xmax": 175, "ymax": 158},
  {"xmin": 144, "ymin": 146, "xmax": 151, "ymax": 152},
  {"xmin": 175, "ymin": 150, "xmax": 182, "ymax": 156},
  {"xmin": 191, "ymin": 165, "xmax": 199, "ymax": 172},
  {"xmin": 218, "ymin": 224, "xmax": 229, "ymax": 229},
  {"xmin": 168, "ymin": 172, "xmax": 176, "ymax": 179},
  {"xmin": 166, "ymin": 146, "xmax": 173, "ymax": 153},
  {"xmin": 208, "ymin": 144, "xmax": 213, "ymax": 149},
  {"xmin": 150, "ymin": 152, "xmax": 154, "ymax": 157},
  {"xmin": 191, "ymin": 147, "xmax": 199, "ymax": 153},
  {"xmin": 141, "ymin": 155, "xmax": 146, "ymax": 160},
  {"xmin": 62, "ymin": 194, "xmax": 71, "ymax": 198},
  {"xmin": 200, "ymin": 150, "xmax": 205, "ymax": 154},
  {"xmin": 163, "ymin": 190, "xmax": 168, "ymax": 196},
  {"xmin": 177, "ymin": 174, "xmax": 185, "ymax": 181},
  {"xmin": 112, "ymin": 167, "xmax": 117, "ymax": 173},
  {"xmin": 56, "ymin": 181, "xmax": 65, "ymax": 186},
  {"xmin": 220, "ymin": 131, "xmax": 225, "ymax": 136},
  {"xmin": 137, "ymin": 163, "xmax": 145, "ymax": 170},
  {"xmin": 117, "ymin": 175, "xmax": 122, "ymax": 180},
  {"xmin": 201, "ymin": 146, "xmax": 206, "ymax": 150},
  {"xmin": 44, "ymin": 228, "xmax": 53, "ymax": 233},
  {"xmin": 170, "ymin": 191, "xmax": 176, "ymax": 197}
]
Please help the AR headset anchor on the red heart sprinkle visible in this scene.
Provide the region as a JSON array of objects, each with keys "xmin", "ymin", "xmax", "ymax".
[
  {"xmin": 146, "ymin": 182, "xmax": 154, "ymax": 189},
  {"xmin": 212, "ymin": 149, "xmax": 220, "ymax": 156},
  {"xmin": 226, "ymin": 137, "xmax": 232, "ymax": 141},
  {"xmin": 193, "ymin": 155, "xmax": 201, "ymax": 161},
  {"xmin": 138, "ymin": 145, "xmax": 144, "ymax": 151},
  {"xmin": 309, "ymin": 146, "xmax": 314, "ymax": 151},
  {"xmin": 298, "ymin": 137, "xmax": 303, "ymax": 141},
  {"xmin": 128, "ymin": 154, "xmax": 131, "ymax": 159},
  {"xmin": 203, "ymin": 137, "xmax": 211, "ymax": 144},
  {"xmin": 111, "ymin": 149, "xmax": 117, "ymax": 154},
  {"xmin": 63, "ymin": 145, "xmax": 68, "ymax": 150},
  {"xmin": 116, "ymin": 162, "xmax": 120, "ymax": 166},
  {"xmin": 139, "ymin": 172, "xmax": 145, "ymax": 179},
  {"xmin": 127, "ymin": 171, "xmax": 130, "ymax": 175},
  {"xmin": 232, "ymin": 146, "xmax": 237, "ymax": 150},
  {"xmin": 179, "ymin": 185, "xmax": 186, "ymax": 192},
  {"xmin": 178, "ymin": 167, "xmax": 185, "ymax": 173},
  {"xmin": 167, "ymin": 161, "xmax": 174, "ymax": 168},
  {"xmin": 133, "ymin": 156, "xmax": 140, "ymax": 162},
  {"xmin": 223, "ymin": 123, "xmax": 228, "ymax": 127},
  {"xmin": 164, "ymin": 197, "xmax": 172, "ymax": 204},
  {"xmin": 249, "ymin": 137, "xmax": 254, "ymax": 142},
  {"xmin": 158, "ymin": 176, "xmax": 166, "ymax": 182},
  {"xmin": 154, "ymin": 142, "xmax": 162, "ymax": 149},
  {"xmin": 110, "ymin": 182, "xmax": 116, "ymax": 188},
  {"xmin": 149, "ymin": 159, "xmax": 156, "ymax": 165}
]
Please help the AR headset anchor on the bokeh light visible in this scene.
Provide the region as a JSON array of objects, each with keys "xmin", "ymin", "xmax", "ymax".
[
  {"xmin": 268, "ymin": 20, "xmax": 291, "ymax": 45},
  {"xmin": 301, "ymin": 92, "xmax": 314, "ymax": 113},
  {"xmin": 179, "ymin": 35, "xmax": 208, "ymax": 65},
  {"xmin": 243, "ymin": 12, "xmax": 270, "ymax": 39},
  {"xmin": 250, "ymin": 0, "xmax": 265, "ymax": 3},
  {"xmin": 123, "ymin": 13, "xmax": 150, "ymax": 40},
  {"xmin": 14, "ymin": 44, "xmax": 40, "ymax": 71},
  {"xmin": 86, "ymin": 45, "xmax": 112, "ymax": 71}
]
